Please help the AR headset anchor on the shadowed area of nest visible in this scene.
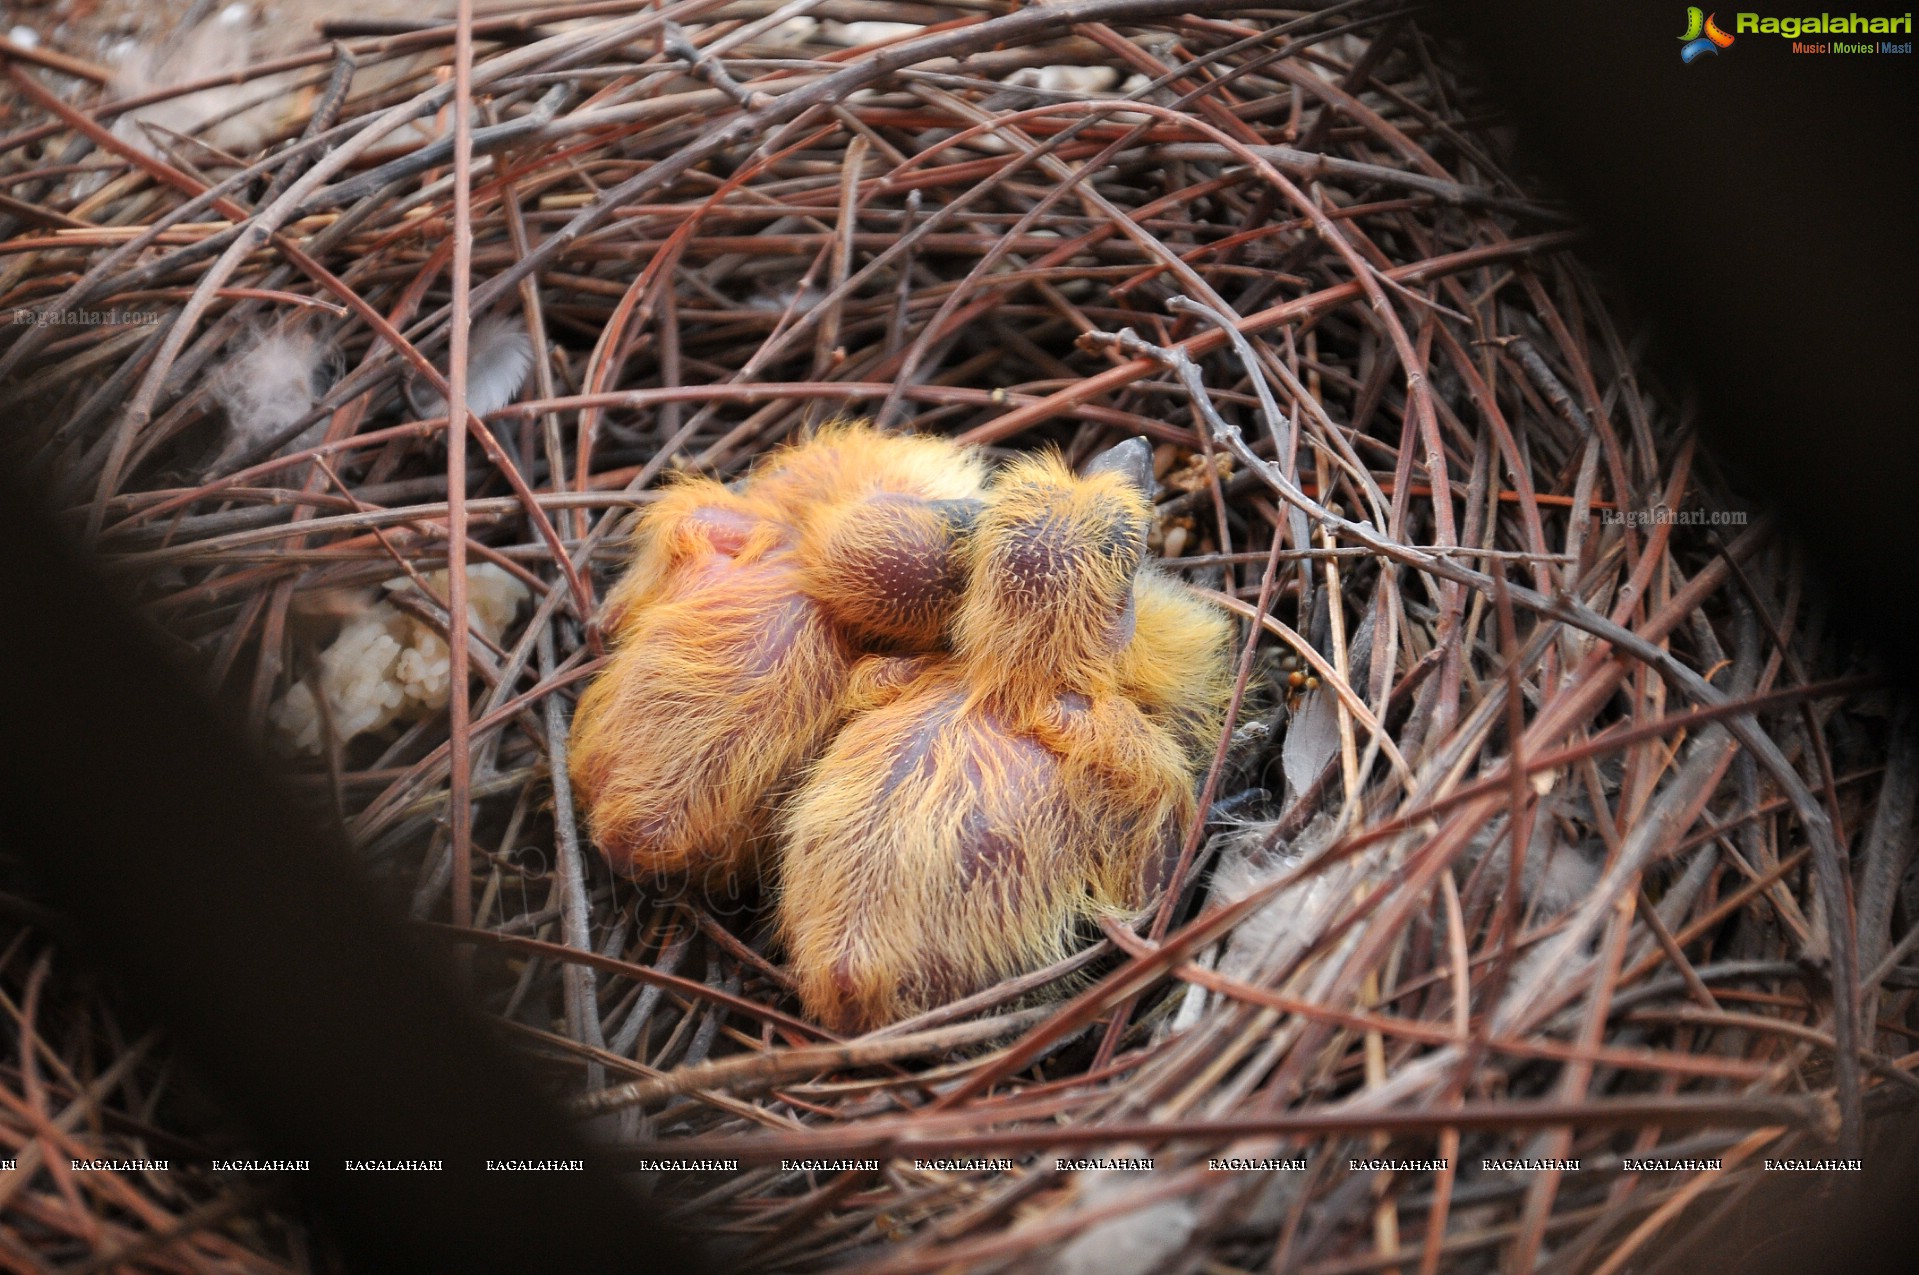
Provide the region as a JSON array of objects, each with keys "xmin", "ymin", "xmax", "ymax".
[{"xmin": 1, "ymin": 2, "xmax": 1910, "ymax": 1273}]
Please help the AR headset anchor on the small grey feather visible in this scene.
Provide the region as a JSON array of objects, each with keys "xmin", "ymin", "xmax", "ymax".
[{"xmin": 408, "ymin": 315, "xmax": 535, "ymax": 421}]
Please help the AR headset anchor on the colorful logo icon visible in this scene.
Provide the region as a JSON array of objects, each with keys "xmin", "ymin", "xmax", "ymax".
[{"xmin": 1680, "ymin": 8, "xmax": 1736, "ymax": 61}]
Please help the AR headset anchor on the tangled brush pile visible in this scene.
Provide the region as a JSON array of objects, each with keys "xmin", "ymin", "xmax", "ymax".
[{"xmin": 1, "ymin": 1, "xmax": 1910, "ymax": 1271}]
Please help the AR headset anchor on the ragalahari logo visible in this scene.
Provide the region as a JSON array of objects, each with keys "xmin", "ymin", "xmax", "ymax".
[{"xmin": 1680, "ymin": 7, "xmax": 1737, "ymax": 59}]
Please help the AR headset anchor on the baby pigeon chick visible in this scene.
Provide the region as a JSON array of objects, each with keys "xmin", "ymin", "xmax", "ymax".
[
  {"xmin": 777, "ymin": 439, "xmax": 1234, "ymax": 1031},
  {"xmin": 569, "ymin": 423, "xmax": 987, "ymax": 884}
]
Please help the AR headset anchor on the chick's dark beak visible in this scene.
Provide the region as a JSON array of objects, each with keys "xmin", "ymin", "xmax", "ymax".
[
  {"xmin": 927, "ymin": 497, "xmax": 985, "ymax": 540},
  {"xmin": 1081, "ymin": 436, "xmax": 1154, "ymax": 497}
]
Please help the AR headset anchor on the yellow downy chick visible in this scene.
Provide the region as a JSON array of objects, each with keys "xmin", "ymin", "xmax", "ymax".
[
  {"xmin": 569, "ymin": 423, "xmax": 987, "ymax": 884},
  {"xmin": 777, "ymin": 440, "xmax": 1234, "ymax": 1031}
]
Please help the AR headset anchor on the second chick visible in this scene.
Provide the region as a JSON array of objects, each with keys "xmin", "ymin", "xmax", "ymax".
[{"xmin": 776, "ymin": 440, "xmax": 1234, "ymax": 1031}]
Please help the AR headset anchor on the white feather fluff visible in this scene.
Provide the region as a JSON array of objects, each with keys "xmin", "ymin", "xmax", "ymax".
[
  {"xmin": 1473, "ymin": 801, "xmax": 1606, "ymax": 923},
  {"xmin": 411, "ymin": 316, "xmax": 535, "ymax": 421},
  {"xmin": 1280, "ymin": 689, "xmax": 1340, "ymax": 815},
  {"xmin": 1528, "ymin": 840, "xmax": 1604, "ymax": 919},
  {"xmin": 1210, "ymin": 817, "xmax": 1347, "ymax": 986},
  {"xmin": 107, "ymin": 23, "xmax": 284, "ymax": 161},
  {"xmin": 1164, "ymin": 814, "xmax": 1349, "ymax": 1030},
  {"xmin": 208, "ymin": 328, "xmax": 335, "ymax": 464}
]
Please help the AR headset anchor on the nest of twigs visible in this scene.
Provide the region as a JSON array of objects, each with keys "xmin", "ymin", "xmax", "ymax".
[{"xmin": 3, "ymin": 1, "xmax": 1914, "ymax": 1271}]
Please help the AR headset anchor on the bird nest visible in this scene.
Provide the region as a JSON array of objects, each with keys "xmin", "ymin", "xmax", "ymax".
[{"xmin": 2, "ymin": 2, "xmax": 1910, "ymax": 1271}]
